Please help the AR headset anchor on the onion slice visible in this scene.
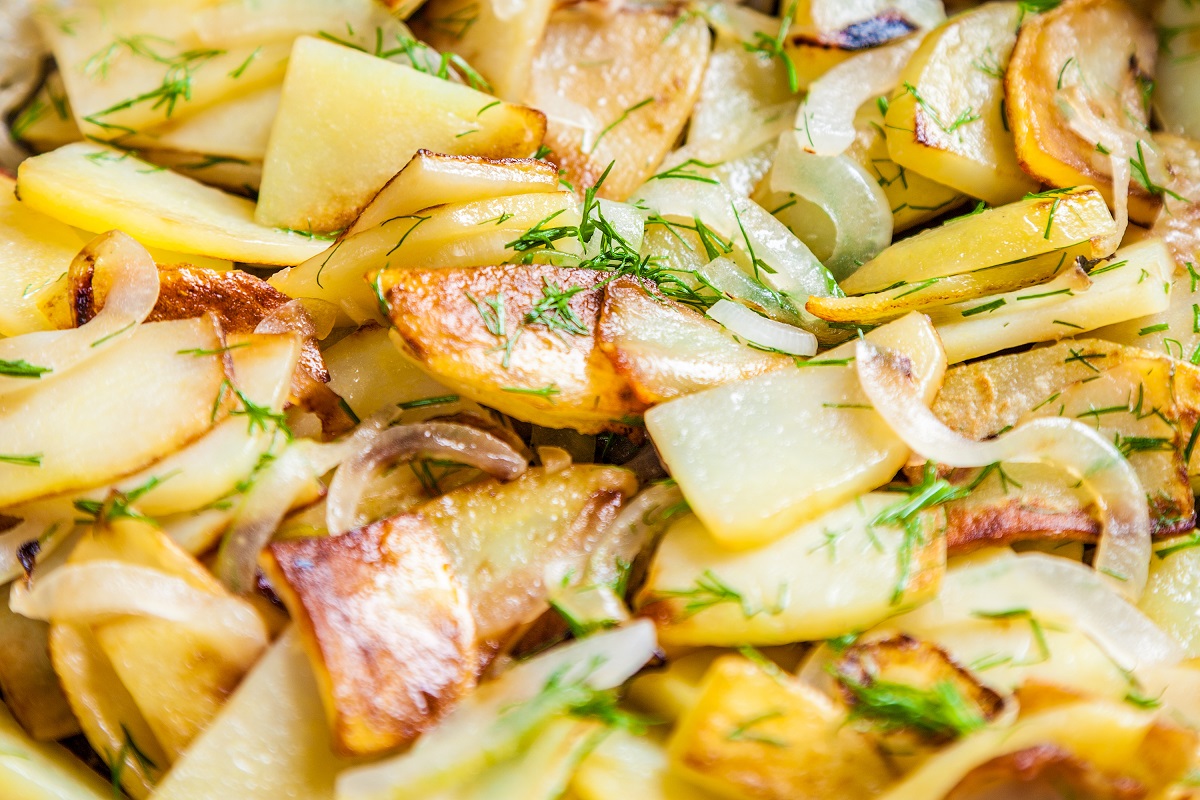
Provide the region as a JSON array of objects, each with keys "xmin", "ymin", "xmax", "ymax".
[
  {"xmin": 254, "ymin": 297, "xmax": 339, "ymax": 340},
  {"xmin": 855, "ymin": 340, "xmax": 1151, "ymax": 599},
  {"xmin": 706, "ymin": 299, "xmax": 817, "ymax": 356},
  {"xmin": 10, "ymin": 560, "xmax": 267, "ymax": 670},
  {"xmin": 583, "ymin": 481, "xmax": 682, "ymax": 590},
  {"xmin": 325, "ymin": 422, "xmax": 528, "ymax": 536},
  {"xmin": 795, "ymin": 36, "xmax": 923, "ymax": 157},
  {"xmin": 770, "ymin": 131, "xmax": 894, "ymax": 280},
  {"xmin": 0, "ymin": 230, "xmax": 158, "ymax": 396}
]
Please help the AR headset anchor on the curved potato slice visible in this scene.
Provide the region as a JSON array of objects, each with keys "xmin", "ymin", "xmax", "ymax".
[
  {"xmin": 1006, "ymin": 0, "xmax": 1160, "ymax": 223},
  {"xmin": 0, "ymin": 699, "xmax": 111, "ymax": 800},
  {"xmin": 381, "ymin": 263, "xmax": 645, "ymax": 434},
  {"xmin": 596, "ymin": 278, "xmax": 790, "ymax": 404},
  {"xmin": 264, "ymin": 515, "xmax": 477, "ymax": 757}
]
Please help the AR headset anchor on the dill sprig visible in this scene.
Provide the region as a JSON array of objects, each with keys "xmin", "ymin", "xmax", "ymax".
[
  {"xmin": 0, "ymin": 358, "xmax": 52, "ymax": 379},
  {"xmin": 836, "ymin": 673, "xmax": 987, "ymax": 740},
  {"xmin": 74, "ymin": 475, "xmax": 171, "ymax": 526},
  {"xmin": 743, "ymin": 0, "xmax": 799, "ymax": 94},
  {"xmin": 318, "ymin": 28, "xmax": 490, "ymax": 92}
]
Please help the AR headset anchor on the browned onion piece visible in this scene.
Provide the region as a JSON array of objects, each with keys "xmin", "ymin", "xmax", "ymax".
[
  {"xmin": 253, "ymin": 297, "xmax": 338, "ymax": 340},
  {"xmin": 325, "ymin": 423, "xmax": 529, "ymax": 536}
]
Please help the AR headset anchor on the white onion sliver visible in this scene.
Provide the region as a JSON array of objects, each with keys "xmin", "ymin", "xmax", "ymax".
[
  {"xmin": 1060, "ymin": 89, "xmax": 1139, "ymax": 256},
  {"xmin": 255, "ymin": 297, "xmax": 339, "ymax": 341},
  {"xmin": 325, "ymin": 422, "xmax": 528, "ymax": 536},
  {"xmin": 583, "ymin": 481, "xmax": 683, "ymax": 590},
  {"xmin": 796, "ymin": 36, "xmax": 922, "ymax": 157},
  {"xmin": 707, "ymin": 299, "xmax": 817, "ymax": 356},
  {"xmin": 0, "ymin": 230, "xmax": 159, "ymax": 397},
  {"xmin": 10, "ymin": 561, "xmax": 267, "ymax": 670},
  {"xmin": 336, "ymin": 621, "xmax": 657, "ymax": 799},
  {"xmin": 770, "ymin": 131, "xmax": 894, "ymax": 280},
  {"xmin": 855, "ymin": 340, "xmax": 1151, "ymax": 599}
]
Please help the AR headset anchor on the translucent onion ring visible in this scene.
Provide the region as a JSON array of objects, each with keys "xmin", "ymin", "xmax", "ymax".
[
  {"xmin": 581, "ymin": 481, "xmax": 683, "ymax": 590},
  {"xmin": 254, "ymin": 297, "xmax": 339, "ymax": 340},
  {"xmin": 10, "ymin": 560, "xmax": 267, "ymax": 670},
  {"xmin": 795, "ymin": 36, "xmax": 923, "ymax": 157},
  {"xmin": 855, "ymin": 339, "xmax": 1151, "ymax": 599},
  {"xmin": 706, "ymin": 298, "xmax": 817, "ymax": 356},
  {"xmin": 325, "ymin": 422, "xmax": 528, "ymax": 536},
  {"xmin": 0, "ymin": 230, "xmax": 158, "ymax": 396}
]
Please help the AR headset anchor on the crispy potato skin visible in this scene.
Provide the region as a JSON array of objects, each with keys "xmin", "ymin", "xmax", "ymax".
[
  {"xmin": 944, "ymin": 495, "xmax": 1100, "ymax": 554},
  {"xmin": 945, "ymin": 744, "xmax": 1145, "ymax": 800},
  {"xmin": 265, "ymin": 515, "xmax": 477, "ymax": 757},
  {"xmin": 382, "ymin": 263, "xmax": 645, "ymax": 433},
  {"xmin": 1006, "ymin": 0, "xmax": 1160, "ymax": 223}
]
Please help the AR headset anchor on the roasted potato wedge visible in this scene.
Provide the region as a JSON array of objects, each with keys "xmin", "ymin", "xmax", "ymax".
[
  {"xmin": 596, "ymin": 278, "xmax": 790, "ymax": 404},
  {"xmin": 668, "ymin": 655, "xmax": 893, "ymax": 800},
  {"xmin": 637, "ymin": 496, "xmax": 945, "ymax": 647},
  {"xmin": 840, "ymin": 186, "xmax": 1116, "ymax": 295},
  {"xmin": 256, "ymin": 36, "xmax": 545, "ymax": 232},
  {"xmin": 1006, "ymin": 0, "xmax": 1160, "ymax": 223},
  {"xmin": 381, "ymin": 263, "xmax": 645, "ymax": 433},
  {"xmin": 527, "ymin": 6, "xmax": 710, "ymax": 201},
  {"xmin": 784, "ymin": 7, "xmax": 928, "ymax": 91},
  {"xmin": 884, "ymin": 2, "xmax": 1037, "ymax": 205},
  {"xmin": 264, "ymin": 515, "xmax": 477, "ymax": 757},
  {"xmin": 646, "ymin": 313, "xmax": 945, "ymax": 548}
]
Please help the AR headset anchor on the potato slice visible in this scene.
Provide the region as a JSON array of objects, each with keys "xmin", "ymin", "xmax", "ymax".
[
  {"xmin": 625, "ymin": 651, "xmax": 721, "ymax": 726},
  {"xmin": 381, "ymin": 263, "xmax": 645, "ymax": 433},
  {"xmin": 0, "ymin": 699, "xmax": 111, "ymax": 800},
  {"xmin": 1156, "ymin": 0, "xmax": 1200, "ymax": 140},
  {"xmin": 323, "ymin": 325, "xmax": 455, "ymax": 420},
  {"xmin": 10, "ymin": 70, "xmax": 80, "ymax": 154},
  {"xmin": 572, "ymin": 728, "xmax": 713, "ymax": 800},
  {"xmin": 270, "ymin": 191, "xmax": 576, "ymax": 324},
  {"xmin": 840, "ymin": 186, "xmax": 1116, "ymax": 295},
  {"xmin": 596, "ymin": 277, "xmax": 790, "ymax": 404},
  {"xmin": 0, "ymin": 172, "xmax": 85, "ymax": 336},
  {"xmin": 636, "ymin": 496, "xmax": 945, "ymax": 647},
  {"xmin": 0, "ymin": 599, "xmax": 78, "ymax": 741},
  {"xmin": 884, "ymin": 2, "xmax": 1037, "ymax": 205},
  {"xmin": 1006, "ymin": 0, "xmax": 1160, "ymax": 223},
  {"xmin": 346, "ymin": 150, "xmax": 559, "ymax": 237},
  {"xmin": 264, "ymin": 515, "xmax": 477, "ymax": 757},
  {"xmin": 932, "ymin": 238, "xmax": 1173, "ymax": 363},
  {"xmin": 528, "ymin": 7, "xmax": 710, "ymax": 201},
  {"xmin": 668, "ymin": 655, "xmax": 892, "ymax": 800},
  {"xmin": 414, "ymin": 0, "xmax": 555, "ymax": 102},
  {"xmin": 16, "ymin": 143, "xmax": 328, "ymax": 266},
  {"xmin": 151, "ymin": 628, "xmax": 353, "ymax": 800},
  {"xmin": 256, "ymin": 36, "xmax": 545, "ymax": 232},
  {"xmin": 0, "ymin": 317, "xmax": 230, "ymax": 507},
  {"xmin": 807, "ymin": 249, "xmax": 1077, "ymax": 325},
  {"xmin": 646, "ymin": 312, "xmax": 945, "ymax": 548},
  {"xmin": 190, "ymin": 0, "xmax": 409, "ymax": 48},
  {"xmin": 134, "ymin": 85, "xmax": 281, "ymax": 162},
  {"xmin": 785, "ymin": 12, "xmax": 924, "ymax": 92}
]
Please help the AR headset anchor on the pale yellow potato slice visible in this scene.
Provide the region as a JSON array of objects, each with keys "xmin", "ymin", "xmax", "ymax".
[
  {"xmin": 0, "ymin": 172, "xmax": 85, "ymax": 336},
  {"xmin": 10, "ymin": 70, "xmax": 80, "ymax": 153},
  {"xmin": 455, "ymin": 716, "xmax": 605, "ymax": 800},
  {"xmin": 637, "ymin": 496, "xmax": 945, "ymax": 646},
  {"xmin": 932, "ymin": 238, "xmax": 1174, "ymax": 362},
  {"xmin": 1006, "ymin": 0, "xmax": 1161, "ymax": 223},
  {"xmin": 572, "ymin": 728, "xmax": 714, "ymax": 800},
  {"xmin": 0, "ymin": 691, "xmax": 112, "ymax": 800},
  {"xmin": 137, "ymin": 84, "xmax": 281, "ymax": 161},
  {"xmin": 16, "ymin": 143, "xmax": 328, "ymax": 265},
  {"xmin": 840, "ymin": 186, "xmax": 1117, "ymax": 295},
  {"xmin": 34, "ymin": 2, "xmax": 289, "ymax": 141},
  {"xmin": 0, "ymin": 317, "xmax": 229, "ymax": 507},
  {"xmin": 415, "ymin": 0, "xmax": 555, "ymax": 101},
  {"xmin": 270, "ymin": 191, "xmax": 576, "ymax": 325},
  {"xmin": 645, "ymin": 312, "xmax": 945, "ymax": 549},
  {"xmin": 1156, "ymin": 0, "xmax": 1200, "ymax": 139},
  {"xmin": 527, "ymin": 7, "xmax": 710, "ymax": 200},
  {"xmin": 668, "ymin": 656, "xmax": 892, "ymax": 800},
  {"xmin": 192, "ymin": 0, "xmax": 407, "ymax": 47},
  {"xmin": 1141, "ymin": 534, "xmax": 1200, "ymax": 658},
  {"xmin": 150, "ymin": 628, "xmax": 352, "ymax": 800},
  {"xmin": 322, "ymin": 325, "xmax": 455, "ymax": 419},
  {"xmin": 346, "ymin": 150, "xmax": 558, "ymax": 237},
  {"xmin": 255, "ymin": 36, "xmax": 545, "ymax": 232},
  {"xmin": 885, "ymin": 2, "xmax": 1038, "ymax": 205}
]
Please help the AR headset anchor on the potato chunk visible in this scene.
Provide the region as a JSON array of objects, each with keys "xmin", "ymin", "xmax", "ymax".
[
  {"xmin": 264, "ymin": 515, "xmax": 477, "ymax": 757},
  {"xmin": 256, "ymin": 36, "xmax": 545, "ymax": 232},
  {"xmin": 1006, "ymin": 0, "xmax": 1160, "ymax": 223},
  {"xmin": 381, "ymin": 263, "xmax": 645, "ymax": 433}
]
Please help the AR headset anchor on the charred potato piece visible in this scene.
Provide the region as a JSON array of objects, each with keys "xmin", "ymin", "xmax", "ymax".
[
  {"xmin": 785, "ymin": 11, "xmax": 922, "ymax": 91},
  {"xmin": 528, "ymin": 6, "xmax": 710, "ymax": 201},
  {"xmin": 1006, "ymin": 0, "xmax": 1160, "ymax": 223},
  {"xmin": 668, "ymin": 655, "xmax": 893, "ymax": 800},
  {"xmin": 596, "ymin": 277, "xmax": 790, "ymax": 404},
  {"xmin": 380, "ymin": 263, "xmax": 645, "ymax": 433},
  {"xmin": 264, "ymin": 515, "xmax": 478, "ymax": 757}
]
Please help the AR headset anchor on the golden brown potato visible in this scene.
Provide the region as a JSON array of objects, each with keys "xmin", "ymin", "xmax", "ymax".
[
  {"xmin": 596, "ymin": 277, "xmax": 790, "ymax": 404},
  {"xmin": 380, "ymin": 263, "xmax": 645, "ymax": 433},
  {"xmin": 264, "ymin": 515, "xmax": 477, "ymax": 757},
  {"xmin": 0, "ymin": 601, "xmax": 79, "ymax": 741},
  {"xmin": 668, "ymin": 655, "xmax": 893, "ymax": 800},
  {"xmin": 1006, "ymin": 0, "xmax": 1160, "ymax": 223},
  {"xmin": 527, "ymin": 6, "xmax": 710, "ymax": 200}
]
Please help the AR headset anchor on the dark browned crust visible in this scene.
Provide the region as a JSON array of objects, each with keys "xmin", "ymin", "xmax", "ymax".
[
  {"xmin": 788, "ymin": 11, "xmax": 917, "ymax": 52},
  {"xmin": 944, "ymin": 499, "xmax": 1100, "ymax": 554},
  {"xmin": 946, "ymin": 745, "xmax": 1146, "ymax": 800}
]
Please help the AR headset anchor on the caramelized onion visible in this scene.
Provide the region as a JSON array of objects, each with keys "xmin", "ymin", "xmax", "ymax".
[
  {"xmin": 10, "ymin": 560, "xmax": 267, "ymax": 669},
  {"xmin": 584, "ymin": 481, "xmax": 683, "ymax": 590},
  {"xmin": 325, "ymin": 422, "xmax": 528, "ymax": 536},
  {"xmin": 855, "ymin": 340, "xmax": 1151, "ymax": 599},
  {"xmin": 0, "ymin": 230, "xmax": 158, "ymax": 396},
  {"xmin": 795, "ymin": 36, "xmax": 923, "ymax": 157}
]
